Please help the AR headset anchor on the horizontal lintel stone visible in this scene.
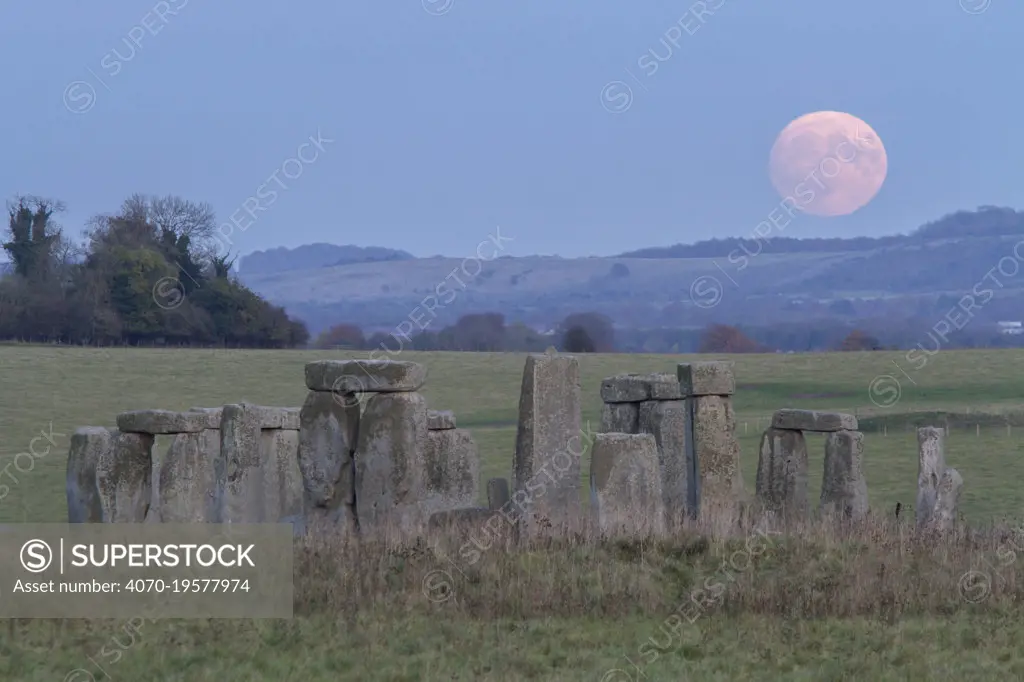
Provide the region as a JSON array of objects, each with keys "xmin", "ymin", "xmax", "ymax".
[
  {"xmin": 305, "ymin": 359, "xmax": 427, "ymax": 393},
  {"xmin": 772, "ymin": 409, "xmax": 858, "ymax": 432}
]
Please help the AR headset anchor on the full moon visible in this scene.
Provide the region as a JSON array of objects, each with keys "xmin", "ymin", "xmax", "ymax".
[{"xmin": 768, "ymin": 111, "xmax": 887, "ymax": 217}]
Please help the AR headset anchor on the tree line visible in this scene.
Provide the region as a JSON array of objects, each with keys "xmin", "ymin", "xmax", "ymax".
[{"xmin": 0, "ymin": 194, "xmax": 308, "ymax": 347}]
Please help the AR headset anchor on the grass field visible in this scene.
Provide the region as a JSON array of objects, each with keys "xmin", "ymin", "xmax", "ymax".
[{"xmin": 2, "ymin": 346, "xmax": 1024, "ymax": 680}]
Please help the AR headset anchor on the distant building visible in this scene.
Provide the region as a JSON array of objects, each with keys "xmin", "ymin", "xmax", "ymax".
[{"xmin": 997, "ymin": 321, "xmax": 1023, "ymax": 335}]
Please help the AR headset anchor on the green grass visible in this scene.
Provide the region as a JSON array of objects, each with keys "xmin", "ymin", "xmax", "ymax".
[
  {"xmin": 4, "ymin": 346, "xmax": 1024, "ymax": 680},
  {"xmin": 4, "ymin": 346, "xmax": 1024, "ymax": 523}
]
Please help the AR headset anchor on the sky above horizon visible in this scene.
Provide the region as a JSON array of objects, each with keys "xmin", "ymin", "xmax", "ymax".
[{"xmin": 2, "ymin": 1, "xmax": 1020, "ymax": 259}]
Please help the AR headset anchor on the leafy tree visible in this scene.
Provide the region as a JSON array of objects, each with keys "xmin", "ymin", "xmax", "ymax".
[
  {"xmin": 557, "ymin": 312, "xmax": 614, "ymax": 352},
  {"xmin": 698, "ymin": 324, "xmax": 766, "ymax": 353},
  {"xmin": 838, "ymin": 329, "xmax": 882, "ymax": 351},
  {"xmin": 562, "ymin": 326, "xmax": 596, "ymax": 353}
]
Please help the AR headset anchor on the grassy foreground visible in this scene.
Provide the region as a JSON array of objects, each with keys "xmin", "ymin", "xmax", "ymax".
[{"xmin": 2, "ymin": 346, "xmax": 1024, "ymax": 679}]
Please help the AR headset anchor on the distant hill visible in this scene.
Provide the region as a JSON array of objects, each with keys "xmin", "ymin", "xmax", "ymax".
[
  {"xmin": 238, "ymin": 243, "xmax": 414, "ymax": 275},
  {"xmin": 617, "ymin": 206, "xmax": 1024, "ymax": 258},
  {"xmin": 230, "ymin": 207, "xmax": 1024, "ymax": 335}
]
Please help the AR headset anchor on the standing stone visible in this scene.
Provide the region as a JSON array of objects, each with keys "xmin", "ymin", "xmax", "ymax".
[
  {"xmin": 637, "ymin": 400, "xmax": 690, "ymax": 529},
  {"xmin": 67, "ymin": 427, "xmax": 115, "ymax": 523},
  {"xmin": 820, "ymin": 430, "xmax": 868, "ymax": 520},
  {"xmin": 422, "ymin": 428, "xmax": 479, "ymax": 516},
  {"xmin": 601, "ymin": 402, "xmax": 639, "ymax": 434},
  {"xmin": 931, "ymin": 468, "xmax": 963, "ymax": 532},
  {"xmin": 755, "ymin": 428, "xmax": 809, "ymax": 518},
  {"xmin": 589, "ymin": 433, "xmax": 665, "ymax": 537},
  {"xmin": 96, "ymin": 431, "xmax": 153, "ymax": 523},
  {"xmin": 691, "ymin": 395, "xmax": 744, "ymax": 529},
  {"xmin": 157, "ymin": 430, "xmax": 221, "ymax": 523},
  {"xmin": 678, "ymin": 361, "xmax": 736, "ymax": 397},
  {"xmin": 512, "ymin": 354, "xmax": 583, "ymax": 536},
  {"xmin": 260, "ymin": 429, "xmax": 303, "ymax": 523},
  {"xmin": 220, "ymin": 403, "xmax": 265, "ymax": 523},
  {"xmin": 354, "ymin": 392, "xmax": 429, "ymax": 536},
  {"xmin": 487, "ymin": 478, "xmax": 510, "ymax": 511},
  {"xmin": 916, "ymin": 427, "xmax": 946, "ymax": 529},
  {"xmin": 305, "ymin": 359, "xmax": 427, "ymax": 393},
  {"xmin": 298, "ymin": 390, "xmax": 360, "ymax": 530}
]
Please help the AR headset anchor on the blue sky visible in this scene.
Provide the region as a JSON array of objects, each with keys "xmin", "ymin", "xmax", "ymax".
[{"xmin": 2, "ymin": 0, "xmax": 1019, "ymax": 258}]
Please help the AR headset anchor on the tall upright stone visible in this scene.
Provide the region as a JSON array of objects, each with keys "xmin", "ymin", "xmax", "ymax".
[
  {"xmin": 354, "ymin": 391, "xmax": 429, "ymax": 536},
  {"xmin": 931, "ymin": 467, "xmax": 963, "ymax": 532},
  {"xmin": 637, "ymin": 400, "xmax": 689, "ymax": 529},
  {"xmin": 157, "ymin": 429, "xmax": 222, "ymax": 523},
  {"xmin": 916, "ymin": 427, "xmax": 946, "ymax": 529},
  {"xmin": 601, "ymin": 402, "xmax": 639, "ymax": 434},
  {"xmin": 678, "ymin": 362, "xmax": 743, "ymax": 530},
  {"xmin": 820, "ymin": 430, "xmax": 868, "ymax": 520},
  {"xmin": 96, "ymin": 431, "xmax": 153, "ymax": 523},
  {"xmin": 422, "ymin": 428, "xmax": 479, "ymax": 516},
  {"xmin": 67, "ymin": 427, "xmax": 115, "ymax": 523},
  {"xmin": 512, "ymin": 354, "xmax": 582, "ymax": 537},
  {"xmin": 298, "ymin": 390, "xmax": 360, "ymax": 531},
  {"xmin": 220, "ymin": 403, "xmax": 265, "ymax": 523},
  {"xmin": 589, "ymin": 433, "xmax": 665, "ymax": 537},
  {"xmin": 755, "ymin": 427, "xmax": 809, "ymax": 518},
  {"xmin": 260, "ymin": 429, "xmax": 303, "ymax": 523}
]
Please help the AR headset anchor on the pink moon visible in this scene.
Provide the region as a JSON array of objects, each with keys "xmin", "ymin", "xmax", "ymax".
[{"xmin": 768, "ymin": 111, "xmax": 888, "ymax": 217}]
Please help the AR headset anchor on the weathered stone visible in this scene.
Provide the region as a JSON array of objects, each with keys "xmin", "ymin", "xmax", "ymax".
[
  {"xmin": 157, "ymin": 430, "xmax": 222, "ymax": 523},
  {"xmin": 600, "ymin": 374, "xmax": 650, "ymax": 403},
  {"xmin": 638, "ymin": 400, "xmax": 690, "ymax": 529},
  {"xmin": 116, "ymin": 409, "xmax": 217, "ymax": 434},
  {"xmin": 691, "ymin": 395, "xmax": 744, "ymax": 528},
  {"xmin": 189, "ymin": 406, "xmax": 223, "ymax": 421},
  {"xmin": 298, "ymin": 390, "xmax": 360, "ymax": 523},
  {"xmin": 304, "ymin": 359, "xmax": 427, "ymax": 393},
  {"xmin": 678, "ymin": 362, "xmax": 735, "ymax": 397},
  {"xmin": 589, "ymin": 433, "xmax": 665, "ymax": 537},
  {"xmin": 646, "ymin": 373, "xmax": 684, "ymax": 400},
  {"xmin": 755, "ymin": 428, "xmax": 809, "ymax": 517},
  {"xmin": 354, "ymin": 391, "xmax": 429, "ymax": 535},
  {"xmin": 257, "ymin": 407, "xmax": 300, "ymax": 431},
  {"xmin": 772, "ymin": 409, "xmax": 858, "ymax": 433},
  {"xmin": 66, "ymin": 427, "xmax": 115, "ymax": 523},
  {"xmin": 422, "ymin": 428, "xmax": 479, "ymax": 515},
  {"xmin": 512, "ymin": 354, "xmax": 583, "ymax": 536},
  {"xmin": 427, "ymin": 410, "xmax": 457, "ymax": 430},
  {"xmin": 487, "ymin": 478, "xmax": 510, "ymax": 511},
  {"xmin": 601, "ymin": 402, "xmax": 639, "ymax": 433},
  {"xmin": 260, "ymin": 429, "xmax": 304, "ymax": 522},
  {"xmin": 916, "ymin": 427, "xmax": 946, "ymax": 529},
  {"xmin": 220, "ymin": 403, "xmax": 265, "ymax": 523},
  {"xmin": 931, "ymin": 468, "xmax": 963, "ymax": 532},
  {"xmin": 820, "ymin": 430, "xmax": 868, "ymax": 520},
  {"xmin": 96, "ymin": 431, "xmax": 153, "ymax": 523}
]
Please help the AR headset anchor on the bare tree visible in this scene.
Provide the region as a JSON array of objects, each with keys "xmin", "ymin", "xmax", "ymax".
[{"xmin": 113, "ymin": 193, "xmax": 218, "ymax": 263}]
